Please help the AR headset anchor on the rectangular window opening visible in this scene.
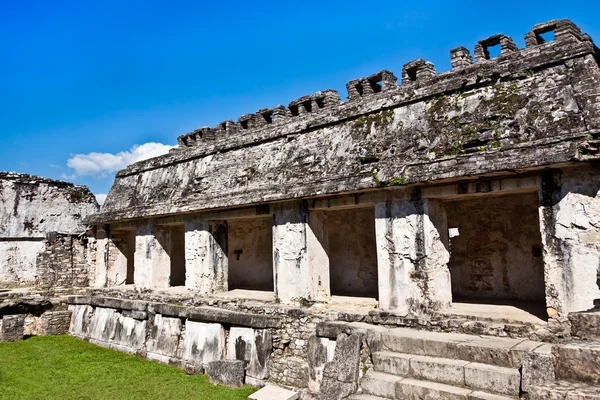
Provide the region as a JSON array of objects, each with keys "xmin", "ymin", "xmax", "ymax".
[
  {"xmin": 289, "ymin": 104, "xmax": 300, "ymax": 117},
  {"xmin": 302, "ymin": 100, "xmax": 313, "ymax": 113},
  {"xmin": 368, "ymin": 79, "xmax": 383, "ymax": 93},
  {"xmin": 535, "ymin": 29, "xmax": 555, "ymax": 44},
  {"xmin": 484, "ymin": 43, "xmax": 502, "ymax": 59},
  {"xmin": 240, "ymin": 120, "xmax": 249, "ymax": 130}
]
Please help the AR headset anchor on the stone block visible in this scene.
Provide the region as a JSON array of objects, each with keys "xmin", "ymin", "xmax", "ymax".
[
  {"xmin": 248, "ymin": 385, "xmax": 299, "ymax": 400},
  {"xmin": 113, "ymin": 315, "xmax": 146, "ymax": 350},
  {"xmin": 308, "ymin": 335, "xmax": 336, "ymax": 393},
  {"xmin": 319, "ymin": 333, "xmax": 361, "ymax": 400},
  {"xmin": 0, "ymin": 314, "xmax": 24, "ymax": 342},
  {"xmin": 395, "ymin": 378, "xmax": 471, "ymax": 400},
  {"xmin": 183, "ymin": 320, "xmax": 225, "ymax": 367},
  {"xmin": 361, "ymin": 371, "xmax": 401, "ymax": 398},
  {"xmin": 410, "ymin": 355, "xmax": 468, "ymax": 386},
  {"xmin": 553, "ymin": 342, "xmax": 600, "ymax": 384},
  {"xmin": 206, "ymin": 360, "xmax": 245, "ymax": 388},
  {"xmin": 227, "ymin": 327, "xmax": 272, "ymax": 379},
  {"xmin": 146, "ymin": 314, "xmax": 182, "ymax": 358},
  {"xmin": 522, "ymin": 344, "xmax": 555, "ymax": 392},
  {"xmin": 372, "ymin": 351, "xmax": 411, "ymax": 376},
  {"xmin": 87, "ymin": 307, "xmax": 118, "ymax": 343},
  {"xmin": 184, "ymin": 362, "xmax": 204, "ymax": 375},
  {"xmin": 68, "ymin": 304, "xmax": 93, "ymax": 336},
  {"xmin": 40, "ymin": 311, "xmax": 71, "ymax": 335},
  {"xmin": 569, "ymin": 311, "xmax": 600, "ymax": 339},
  {"xmin": 463, "ymin": 363, "xmax": 520, "ymax": 396}
]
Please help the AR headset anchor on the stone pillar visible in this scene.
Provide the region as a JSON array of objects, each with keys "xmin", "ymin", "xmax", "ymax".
[
  {"xmin": 375, "ymin": 196, "xmax": 451, "ymax": 314},
  {"xmin": 184, "ymin": 219, "xmax": 227, "ymax": 294},
  {"xmin": 539, "ymin": 166, "xmax": 600, "ymax": 316},
  {"xmin": 272, "ymin": 201, "xmax": 330, "ymax": 304},
  {"xmin": 134, "ymin": 222, "xmax": 171, "ymax": 290}
]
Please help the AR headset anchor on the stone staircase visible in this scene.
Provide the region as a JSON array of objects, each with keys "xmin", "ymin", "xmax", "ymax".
[{"xmin": 351, "ymin": 327, "xmax": 536, "ymax": 399}]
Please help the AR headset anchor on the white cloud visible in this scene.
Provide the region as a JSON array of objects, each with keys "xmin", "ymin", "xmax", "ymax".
[
  {"xmin": 67, "ymin": 142, "xmax": 175, "ymax": 178},
  {"xmin": 60, "ymin": 173, "xmax": 77, "ymax": 181},
  {"xmin": 95, "ymin": 193, "xmax": 107, "ymax": 205}
]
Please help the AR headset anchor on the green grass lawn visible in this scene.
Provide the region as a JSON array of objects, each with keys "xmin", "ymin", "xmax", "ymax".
[{"xmin": 0, "ymin": 335, "xmax": 257, "ymax": 399}]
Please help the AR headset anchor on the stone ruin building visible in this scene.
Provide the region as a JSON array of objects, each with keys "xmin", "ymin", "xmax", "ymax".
[
  {"xmin": 2, "ymin": 18, "xmax": 600, "ymax": 400},
  {"xmin": 0, "ymin": 172, "xmax": 98, "ymax": 288}
]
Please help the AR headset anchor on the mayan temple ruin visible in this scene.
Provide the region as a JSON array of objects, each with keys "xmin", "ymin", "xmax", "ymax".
[{"xmin": 1, "ymin": 18, "xmax": 600, "ymax": 399}]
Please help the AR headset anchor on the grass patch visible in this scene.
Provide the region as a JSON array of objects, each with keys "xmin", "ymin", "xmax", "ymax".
[{"xmin": 0, "ymin": 335, "xmax": 257, "ymax": 400}]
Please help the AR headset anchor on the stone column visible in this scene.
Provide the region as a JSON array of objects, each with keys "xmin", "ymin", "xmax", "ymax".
[
  {"xmin": 272, "ymin": 201, "xmax": 330, "ymax": 304},
  {"xmin": 539, "ymin": 166, "xmax": 600, "ymax": 316},
  {"xmin": 375, "ymin": 196, "xmax": 451, "ymax": 314},
  {"xmin": 134, "ymin": 222, "xmax": 171, "ymax": 290},
  {"xmin": 184, "ymin": 218, "xmax": 227, "ymax": 294}
]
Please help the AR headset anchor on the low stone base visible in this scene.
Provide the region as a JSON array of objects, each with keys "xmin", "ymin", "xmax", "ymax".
[
  {"xmin": 249, "ymin": 385, "xmax": 299, "ymax": 400},
  {"xmin": 207, "ymin": 360, "xmax": 245, "ymax": 388},
  {"xmin": 0, "ymin": 314, "xmax": 25, "ymax": 342}
]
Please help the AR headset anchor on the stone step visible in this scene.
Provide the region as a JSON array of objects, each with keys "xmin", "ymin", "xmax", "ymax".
[
  {"xmin": 553, "ymin": 341, "xmax": 600, "ymax": 384},
  {"xmin": 372, "ymin": 351, "xmax": 520, "ymax": 396},
  {"xmin": 381, "ymin": 327, "xmax": 541, "ymax": 368},
  {"xmin": 395, "ymin": 377, "xmax": 474, "ymax": 399},
  {"xmin": 526, "ymin": 379, "xmax": 600, "ymax": 400},
  {"xmin": 346, "ymin": 395, "xmax": 389, "ymax": 400},
  {"xmin": 361, "ymin": 371, "xmax": 402, "ymax": 399}
]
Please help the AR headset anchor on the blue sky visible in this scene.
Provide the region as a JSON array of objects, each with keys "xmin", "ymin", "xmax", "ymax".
[{"xmin": 1, "ymin": 1, "xmax": 599, "ymax": 203}]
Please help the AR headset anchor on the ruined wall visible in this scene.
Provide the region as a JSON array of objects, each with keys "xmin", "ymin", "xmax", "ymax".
[
  {"xmin": 93, "ymin": 20, "xmax": 600, "ymax": 224},
  {"xmin": 328, "ymin": 207, "xmax": 378, "ymax": 298},
  {"xmin": 541, "ymin": 163, "xmax": 600, "ymax": 314},
  {"xmin": 35, "ymin": 233, "xmax": 92, "ymax": 288},
  {"xmin": 446, "ymin": 192, "xmax": 545, "ymax": 302},
  {"xmin": 228, "ymin": 217, "xmax": 273, "ymax": 291},
  {"xmin": 0, "ymin": 173, "xmax": 98, "ymax": 287}
]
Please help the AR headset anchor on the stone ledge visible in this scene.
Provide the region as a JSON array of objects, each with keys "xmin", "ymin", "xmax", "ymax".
[{"xmin": 67, "ymin": 296, "xmax": 284, "ymax": 329}]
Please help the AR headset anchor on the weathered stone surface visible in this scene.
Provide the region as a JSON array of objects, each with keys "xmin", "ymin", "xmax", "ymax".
[
  {"xmin": 319, "ymin": 333, "xmax": 362, "ymax": 400},
  {"xmin": 226, "ymin": 327, "xmax": 272, "ymax": 379},
  {"xmin": 206, "ymin": 360, "xmax": 245, "ymax": 388},
  {"xmin": 570, "ymin": 310, "xmax": 600, "ymax": 339},
  {"xmin": 40, "ymin": 310, "xmax": 71, "ymax": 335},
  {"xmin": 68, "ymin": 304, "xmax": 93, "ymax": 336},
  {"xmin": 88, "ymin": 307, "xmax": 118, "ymax": 343},
  {"xmin": 113, "ymin": 314, "xmax": 146, "ymax": 351},
  {"xmin": 248, "ymin": 385, "xmax": 299, "ymax": 400},
  {"xmin": 308, "ymin": 335, "xmax": 336, "ymax": 393},
  {"xmin": 146, "ymin": 314, "xmax": 182, "ymax": 359},
  {"xmin": 0, "ymin": 172, "xmax": 98, "ymax": 287},
  {"xmin": 183, "ymin": 320, "xmax": 224, "ymax": 367},
  {"xmin": 554, "ymin": 342, "xmax": 600, "ymax": 384},
  {"xmin": 91, "ymin": 24, "xmax": 600, "ymax": 226},
  {"xmin": 0, "ymin": 314, "xmax": 24, "ymax": 342},
  {"xmin": 522, "ymin": 344, "xmax": 555, "ymax": 393}
]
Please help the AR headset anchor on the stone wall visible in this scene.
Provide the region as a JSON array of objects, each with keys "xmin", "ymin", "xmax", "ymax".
[
  {"xmin": 0, "ymin": 172, "xmax": 98, "ymax": 287},
  {"xmin": 35, "ymin": 233, "xmax": 93, "ymax": 288},
  {"xmin": 92, "ymin": 20, "xmax": 600, "ymax": 224},
  {"xmin": 446, "ymin": 192, "xmax": 545, "ymax": 302},
  {"xmin": 67, "ymin": 296, "xmax": 319, "ymax": 389},
  {"xmin": 540, "ymin": 163, "xmax": 600, "ymax": 314}
]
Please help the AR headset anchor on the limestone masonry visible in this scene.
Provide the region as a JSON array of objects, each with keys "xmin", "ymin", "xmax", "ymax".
[{"xmin": 2, "ymin": 19, "xmax": 600, "ymax": 400}]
